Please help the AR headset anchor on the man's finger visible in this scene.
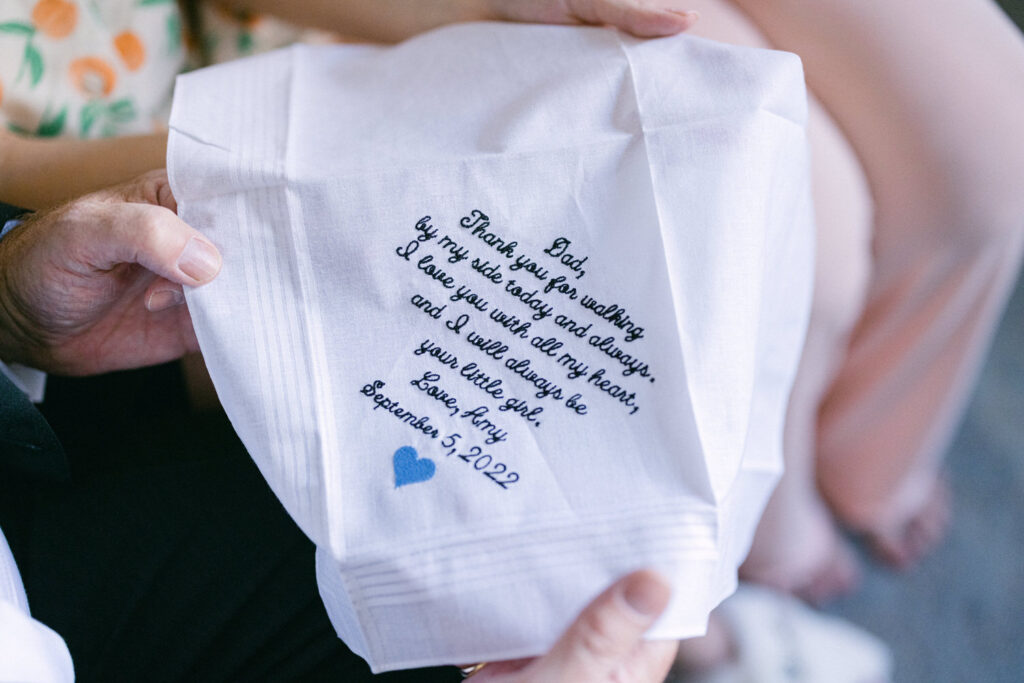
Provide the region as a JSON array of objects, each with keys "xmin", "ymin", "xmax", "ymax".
[
  {"xmin": 109, "ymin": 168, "xmax": 179, "ymax": 213},
  {"xmin": 528, "ymin": 570, "xmax": 671, "ymax": 681},
  {"xmin": 144, "ymin": 278, "xmax": 186, "ymax": 312}
]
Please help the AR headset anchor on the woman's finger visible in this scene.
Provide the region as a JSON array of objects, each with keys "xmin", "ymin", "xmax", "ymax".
[{"xmin": 568, "ymin": 0, "xmax": 699, "ymax": 37}]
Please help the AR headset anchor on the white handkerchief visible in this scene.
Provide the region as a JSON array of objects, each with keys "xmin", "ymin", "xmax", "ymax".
[{"xmin": 168, "ymin": 23, "xmax": 813, "ymax": 672}]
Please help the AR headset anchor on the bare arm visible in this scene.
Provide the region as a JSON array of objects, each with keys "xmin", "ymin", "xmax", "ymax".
[
  {"xmin": 0, "ymin": 131, "xmax": 167, "ymax": 210},
  {"xmin": 0, "ymin": 1, "xmax": 697, "ymax": 208}
]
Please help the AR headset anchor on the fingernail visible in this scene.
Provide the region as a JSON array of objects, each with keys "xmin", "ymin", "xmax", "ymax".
[
  {"xmin": 667, "ymin": 9, "xmax": 700, "ymax": 22},
  {"xmin": 177, "ymin": 237, "xmax": 221, "ymax": 283},
  {"xmin": 621, "ymin": 571, "xmax": 671, "ymax": 617},
  {"xmin": 146, "ymin": 288, "xmax": 185, "ymax": 312}
]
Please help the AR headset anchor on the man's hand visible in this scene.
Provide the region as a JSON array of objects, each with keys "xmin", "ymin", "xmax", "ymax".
[
  {"xmin": 0, "ymin": 170, "xmax": 220, "ymax": 376},
  {"xmin": 492, "ymin": 0, "xmax": 699, "ymax": 38},
  {"xmin": 473, "ymin": 570, "xmax": 678, "ymax": 682}
]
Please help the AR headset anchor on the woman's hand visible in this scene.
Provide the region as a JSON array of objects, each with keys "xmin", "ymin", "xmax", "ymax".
[
  {"xmin": 219, "ymin": 0, "xmax": 698, "ymax": 43},
  {"xmin": 491, "ymin": 0, "xmax": 699, "ymax": 38},
  {"xmin": 470, "ymin": 570, "xmax": 678, "ymax": 682}
]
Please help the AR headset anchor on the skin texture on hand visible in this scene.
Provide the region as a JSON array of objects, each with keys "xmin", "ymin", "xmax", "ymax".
[
  {"xmin": 0, "ymin": 170, "xmax": 220, "ymax": 375},
  {"xmin": 471, "ymin": 570, "xmax": 678, "ymax": 682}
]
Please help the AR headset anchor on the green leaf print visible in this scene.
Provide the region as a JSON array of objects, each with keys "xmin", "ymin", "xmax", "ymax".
[
  {"xmin": 79, "ymin": 101, "xmax": 104, "ymax": 136},
  {"xmin": 107, "ymin": 98, "xmax": 136, "ymax": 123},
  {"xmin": 6, "ymin": 23, "xmax": 44, "ymax": 89},
  {"xmin": 23, "ymin": 42, "xmax": 43, "ymax": 87},
  {"xmin": 79, "ymin": 99, "xmax": 137, "ymax": 137},
  {"xmin": 237, "ymin": 31, "xmax": 254, "ymax": 54},
  {"xmin": 165, "ymin": 13, "xmax": 182, "ymax": 53},
  {"xmin": 138, "ymin": 0, "xmax": 175, "ymax": 5},
  {"xmin": 0, "ymin": 21, "xmax": 35, "ymax": 36},
  {"xmin": 37, "ymin": 107, "xmax": 68, "ymax": 138}
]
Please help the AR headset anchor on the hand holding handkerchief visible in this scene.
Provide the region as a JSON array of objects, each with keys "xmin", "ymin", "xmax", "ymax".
[{"xmin": 168, "ymin": 22, "xmax": 813, "ymax": 672}]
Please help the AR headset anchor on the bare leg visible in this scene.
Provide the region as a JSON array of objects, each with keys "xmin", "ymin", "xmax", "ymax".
[{"xmin": 728, "ymin": 0, "xmax": 1024, "ymax": 547}]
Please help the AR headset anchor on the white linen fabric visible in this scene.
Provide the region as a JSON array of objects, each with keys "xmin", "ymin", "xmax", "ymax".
[{"xmin": 167, "ymin": 22, "xmax": 814, "ymax": 672}]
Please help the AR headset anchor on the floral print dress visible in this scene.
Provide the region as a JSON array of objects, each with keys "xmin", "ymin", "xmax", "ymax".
[
  {"xmin": 0, "ymin": 0, "xmax": 301, "ymax": 139},
  {"xmin": 0, "ymin": 0, "xmax": 185, "ymax": 138}
]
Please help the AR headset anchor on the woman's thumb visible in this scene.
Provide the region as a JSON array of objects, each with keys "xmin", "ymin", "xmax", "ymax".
[{"xmin": 529, "ymin": 570, "xmax": 671, "ymax": 680}]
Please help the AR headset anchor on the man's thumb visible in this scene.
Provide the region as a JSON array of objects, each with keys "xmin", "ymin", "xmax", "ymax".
[{"xmin": 94, "ymin": 200, "xmax": 221, "ymax": 287}]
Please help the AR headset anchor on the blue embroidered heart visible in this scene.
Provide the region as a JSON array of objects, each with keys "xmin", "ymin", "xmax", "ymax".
[{"xmin": 393, "ymin": 446, "xmax": 435, "ymax": 488}]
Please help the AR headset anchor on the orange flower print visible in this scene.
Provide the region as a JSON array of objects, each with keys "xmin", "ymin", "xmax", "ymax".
[
  {"xmin": 31, "ymin": 0, "xmax": 78, "ymax": 39},
  {"xmin": 113, "ymin": 30, "xmax": 145, "ymax": 71},
  {"xmin": 0, "ymin": 78, "xmax": 4, "ymax": 106},
  {"xmin": 69, "ymin": 56, "xmax": 116, "ymax": 96}
]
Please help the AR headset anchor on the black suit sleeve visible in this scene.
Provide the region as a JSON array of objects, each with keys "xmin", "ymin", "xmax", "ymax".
[
  {"xmin": 0, "ymin": 200, "xmax": 65, "ymax": 478},
  {"xmin": 0, "ymin": 201, "xmax": 29, "ymax": 227},
  {"xmin": 0, "ymin": 354, "xmax": 67, "ymax": 482}
]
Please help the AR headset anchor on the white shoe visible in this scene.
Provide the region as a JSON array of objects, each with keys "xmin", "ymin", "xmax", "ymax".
[{"xmin": 676, "ymin": 584, "xmax": 892, "ymax": 683}]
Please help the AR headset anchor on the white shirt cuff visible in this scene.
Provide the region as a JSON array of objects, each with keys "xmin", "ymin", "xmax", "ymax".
[{"xmin": 0, "ymin": 362, "xmax": 46, "ymax": 403}]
